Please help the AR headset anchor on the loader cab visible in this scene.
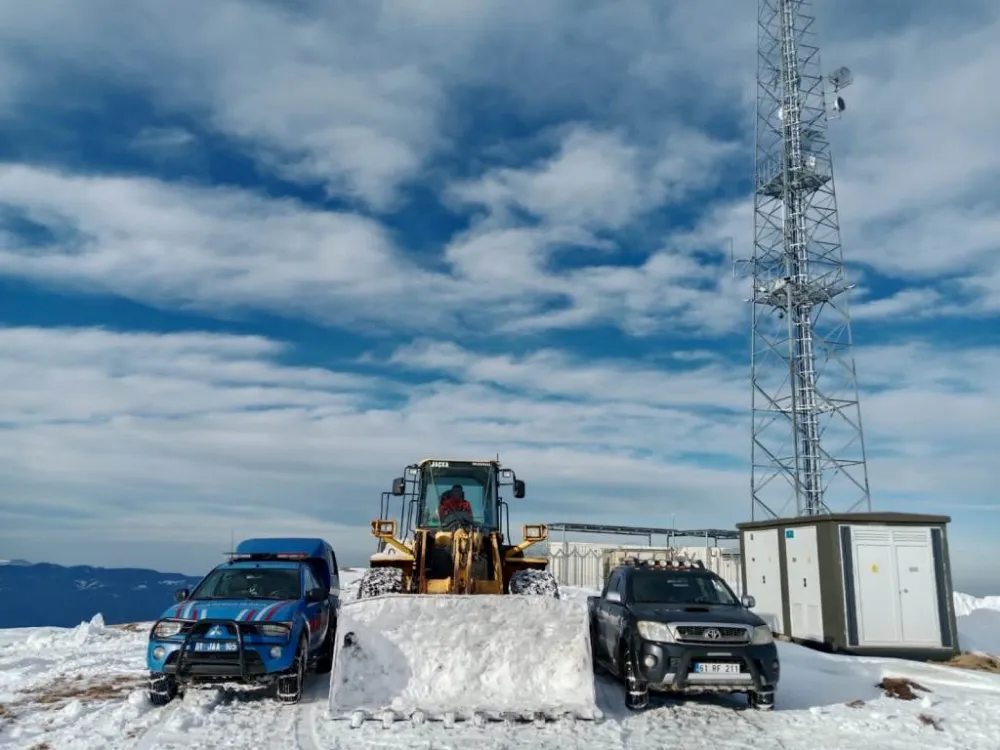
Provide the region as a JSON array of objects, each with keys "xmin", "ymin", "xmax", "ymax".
[{"xmin": 389, "ymin": 458, "xmax": 525, "ymax": 537}]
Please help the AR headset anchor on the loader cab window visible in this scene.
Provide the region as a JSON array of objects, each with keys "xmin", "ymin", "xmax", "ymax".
[{"xmin": 418, "ymin": 467, "xmax": 498, "ymax": 529}]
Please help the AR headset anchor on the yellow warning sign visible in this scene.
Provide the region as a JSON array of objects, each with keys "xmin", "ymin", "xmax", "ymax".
[{"xmin": 871, "ymin": 563, "xmax": 879, "ymax": 574}]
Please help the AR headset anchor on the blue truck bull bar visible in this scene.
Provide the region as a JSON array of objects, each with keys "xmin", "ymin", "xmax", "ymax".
[{"xmin": 174, "ymin": 619, "xmax": 251, "ymax": 680}]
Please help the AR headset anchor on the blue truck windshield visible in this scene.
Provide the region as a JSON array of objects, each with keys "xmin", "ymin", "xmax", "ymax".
[
  {"xmin": 630, "ymin": 571, "xmax": 738, "ymax": 605},
  {"xmin": 192, "ymin": 568, "xmax": 301, "ymax": 600}
]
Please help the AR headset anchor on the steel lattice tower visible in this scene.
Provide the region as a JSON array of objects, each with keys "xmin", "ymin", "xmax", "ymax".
[{"xmin": 741, "ymin": 0, "xmax": 872, "ymax": 519}]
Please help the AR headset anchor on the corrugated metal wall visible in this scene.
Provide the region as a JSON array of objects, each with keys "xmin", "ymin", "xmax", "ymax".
[{"xmin": 547, "ymin": 541, "xmax": 743, "ymax": 595}]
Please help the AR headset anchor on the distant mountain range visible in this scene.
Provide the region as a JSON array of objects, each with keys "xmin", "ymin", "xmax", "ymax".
[{"xmin": 0, "ymin": 560, "xmax": 203, "ymax": 629}]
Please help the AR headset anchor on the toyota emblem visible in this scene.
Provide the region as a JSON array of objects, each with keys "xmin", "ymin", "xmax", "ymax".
[{"xmin": 703, "ymin": 628, "xmax": 722, "ymax": 640}]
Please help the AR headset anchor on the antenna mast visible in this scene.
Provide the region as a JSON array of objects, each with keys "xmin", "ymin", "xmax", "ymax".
[{"xmin": 738, "ymin": 0, "xmax": 872, "ymax": 518}]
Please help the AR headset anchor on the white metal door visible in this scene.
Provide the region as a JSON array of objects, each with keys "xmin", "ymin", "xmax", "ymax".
[
  {"xmin": 853, "ymin": 538, "xmax": 901, "ymax": 645},
  {"xmin": 742, "ymin": 529, "xmax": 784, "ymax": 633},
  {"xmin": 784, "ymin": 525, "xmax": 824, "ymax": 641},
  {"xmin": 894, "ymin": 539, "xmax": 941, "ymax": 645}
]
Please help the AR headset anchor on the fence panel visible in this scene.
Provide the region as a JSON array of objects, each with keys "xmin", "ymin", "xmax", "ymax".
[{"xmin": 547, "ymin": 542, "xmax": 744, "ymax": 595}]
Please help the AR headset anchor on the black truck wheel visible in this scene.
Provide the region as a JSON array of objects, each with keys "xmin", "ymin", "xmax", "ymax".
[
  {"xmin": 622, "ymin": 645, "xmax": 649, "ymax": 711},
  {"xmin": 748, "ymin": 689, "xmax": 775, "ymax": 710}
]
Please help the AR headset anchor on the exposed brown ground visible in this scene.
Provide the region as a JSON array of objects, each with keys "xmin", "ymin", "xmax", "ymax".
[
  {"xmin": 917, "ymin": 713, "xmax": 944, "ymax": 731},
  {"xmin": 25, "ymin": 673, "xmax": 144, "ymax": 708},
  {"xmin": 110, "ymin": 622, "xmax": 146, "ymax": 633},
  {"xmin": 944, "ymin": 652, "xmax": 1000, "ymax": 673},
  {"xmin": 878, "ymin": 676, "xmax": 931, "ymax": 700}
]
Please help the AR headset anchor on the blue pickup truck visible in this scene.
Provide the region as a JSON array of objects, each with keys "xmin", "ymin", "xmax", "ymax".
[{"xmin": 146, "ymin": 537, "xmax": 340, "ymax": 705}]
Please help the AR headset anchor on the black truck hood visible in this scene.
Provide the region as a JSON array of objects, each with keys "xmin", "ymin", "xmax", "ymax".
[{"xmin": 629, "ymin": 603, "xmax": 764, "ymax": 627}]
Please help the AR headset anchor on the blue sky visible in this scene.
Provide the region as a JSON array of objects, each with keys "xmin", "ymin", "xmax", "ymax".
[{"xmin": 0, "ymin": 0, "xmax": 997, "ymax": 594}]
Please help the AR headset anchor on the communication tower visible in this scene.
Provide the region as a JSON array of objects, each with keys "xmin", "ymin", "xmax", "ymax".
[{"xmin": 737, "ymin": 0, "xmax": 872, "ymax": 518}]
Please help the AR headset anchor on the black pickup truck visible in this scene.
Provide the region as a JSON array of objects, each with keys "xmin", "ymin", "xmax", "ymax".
[{"xmin": 587, "ymin": 559, "xmax": 779, "ymax": 711}]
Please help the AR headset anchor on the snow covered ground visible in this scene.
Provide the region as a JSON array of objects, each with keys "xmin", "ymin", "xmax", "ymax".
[{"xmin": 1, "ymin": 574, "xmax": 999, "ymax": 750}]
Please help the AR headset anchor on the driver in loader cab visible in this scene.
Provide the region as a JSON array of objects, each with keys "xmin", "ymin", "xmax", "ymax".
[{"xmin": 438, "ymin": 484, "xmax": 475, "ymax": 530}]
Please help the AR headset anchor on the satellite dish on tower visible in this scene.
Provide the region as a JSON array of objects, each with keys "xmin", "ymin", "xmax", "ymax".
[{"xmin": 828, "ymin": 66, "xmax": 853, "ymax": 91}]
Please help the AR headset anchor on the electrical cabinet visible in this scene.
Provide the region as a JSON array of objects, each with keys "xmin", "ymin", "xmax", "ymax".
[
  {"xmin": 741, "ymin": 527, "xmax": 784, "ymax": 633},
  {"xmin": 737, "ymin": 512, "xmax": 959, "ymax": 660}
]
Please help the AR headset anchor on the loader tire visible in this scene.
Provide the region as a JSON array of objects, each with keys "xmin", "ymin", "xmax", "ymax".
[
  {"xmin": 358, "ymin": 567, "xmax": 404, "ymax": 599},
  {"xmin": 509, "ymin": 569, "xmax": 560, "ymax": 598}
]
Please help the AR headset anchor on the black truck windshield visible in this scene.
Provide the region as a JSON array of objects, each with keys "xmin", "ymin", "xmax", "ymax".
[
  {"xmin": 630, "ymin": 571, "xmax": 738, "ymax": 605},
  {"xmin": 191, "ymin": 567, "xmax": 301, "ymax": 600}
]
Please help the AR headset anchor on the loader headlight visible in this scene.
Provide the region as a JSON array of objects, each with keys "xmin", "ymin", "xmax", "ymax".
[
  {"xmin": 153, "ymin": 620, "xmax": 184, "ymax": 638},
  {"xmin": 258, "ymin": 622, "xmax": 292, "ymax": 638},
  {"xmin": 636, "ymin": 621, "xmax": 675, "ymax": 643},
  {"xmin": 750, "ymin": 625, "xmax": 774, "ymax": 645}
]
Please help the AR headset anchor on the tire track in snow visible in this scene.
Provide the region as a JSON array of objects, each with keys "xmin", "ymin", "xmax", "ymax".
[{"xmin": 293, "ymin": 702, "xmax": 326, "ymax": 750}]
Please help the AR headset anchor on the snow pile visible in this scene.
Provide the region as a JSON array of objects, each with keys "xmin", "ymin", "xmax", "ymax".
[
  {"xmin": 328, "ymin": 594, "xmax": 600, "ymax": 721},
  {"xmin": 953, "ymin": 592, "xmax": 1000, "ymax": 657},
  {"xmin": 954, "ymin": 591, "xmax": 1000, "ymax": 617}
]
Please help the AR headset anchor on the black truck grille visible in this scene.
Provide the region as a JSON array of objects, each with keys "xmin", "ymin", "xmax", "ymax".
[{"xmin": 674, "ymin": 625, "xmax": 750, "ymax": 643}]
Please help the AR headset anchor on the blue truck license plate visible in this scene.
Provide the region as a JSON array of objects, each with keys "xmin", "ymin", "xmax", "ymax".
[{"xmin": 192, "ymin": 641, "xmax": 238, "ymax": 652}]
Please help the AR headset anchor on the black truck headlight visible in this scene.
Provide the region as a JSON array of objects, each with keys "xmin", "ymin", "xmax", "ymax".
[
  {"xmin": 750, "ymin": 625, "xmax": 774, "ymax": 645},
  {"xmin": 636, "ymin": 621, "xmax": 675, "ymax": 643}
]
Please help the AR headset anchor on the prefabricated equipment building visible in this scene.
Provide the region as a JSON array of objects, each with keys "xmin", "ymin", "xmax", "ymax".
[{"xmin": 737, "ymin": 512, "xmax": 959, "ymax": 660}]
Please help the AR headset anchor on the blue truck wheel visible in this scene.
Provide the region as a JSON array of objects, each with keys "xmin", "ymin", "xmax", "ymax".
[
  {"xmin": 148, "ymin": 672, "xmax": 178, "ymax": 706},
  {"xmin": 276, "ymin": 635, "xmax": 307, "ymax": 704},
  {"xmin": 314, "ymin": 617, "xmax": 336, "ymax": 674}
]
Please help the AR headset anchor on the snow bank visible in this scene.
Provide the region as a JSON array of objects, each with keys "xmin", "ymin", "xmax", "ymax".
[
  {"xmin": 957, "ymin": 608, "xmax": 1000, "ymax": 657},
  {"xmin": 952, "ymin": 592, "xmax": 1000, "ymax": 656},
  {"xmin": 328, "ymin": 594, "xmax": 600, "ymax": 721},
  {"xmin": 954, "ymin": 591, "xmax": 1000, "ymax": 617}
]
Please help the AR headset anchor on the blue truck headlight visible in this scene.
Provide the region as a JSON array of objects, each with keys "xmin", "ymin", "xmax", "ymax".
[
  {"xmin": 636, "ymin": 621, "xmax": 675, "ymax": 643},
  {"xmin": 152, "ymin": 646, "xmax": 166, "ymax": 660},
  {"xmin": 152, "ymin": 620, "xmax": 184, "ymax": 638},
  {"xmin": 750, "ymin": 625, "xmax": 774, "ymax": 645},
  {"xmin": 258, "ymin": 622, "xmax": 292, "ymax": 638}
]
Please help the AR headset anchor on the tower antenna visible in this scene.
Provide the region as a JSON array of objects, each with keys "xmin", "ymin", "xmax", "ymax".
[{"xmin": 735, "ymin": 0, "xmax": 871, "ymax": 518}]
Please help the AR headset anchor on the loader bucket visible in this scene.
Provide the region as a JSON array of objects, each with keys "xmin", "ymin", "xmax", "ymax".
[{"xmin": 327, "ymin": 594, "xmax": 602, "ymax": 726}]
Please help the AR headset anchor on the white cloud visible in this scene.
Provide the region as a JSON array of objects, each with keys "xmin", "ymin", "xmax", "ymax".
[
  {"xmin": 0, "ymin": 0, "xmax": 996, "ymax": 596},
  {"xmin": 1, "ymin": 326, "xmax": 997, "ymax": 582},
  {"xmin": 0, "ymin": 162, "xmax": 741, "ymax": 337}
]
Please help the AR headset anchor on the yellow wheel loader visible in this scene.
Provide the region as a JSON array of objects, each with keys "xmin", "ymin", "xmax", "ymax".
[{"xmin": 327, "ymin": 458, "xmax": 601, "ymax": 728}]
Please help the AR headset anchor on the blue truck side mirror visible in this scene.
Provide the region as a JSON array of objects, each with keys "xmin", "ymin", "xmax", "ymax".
[
  {"xmin": 306, "ymin": 587, "xmax": 327, "ymax": 603},
  {"xmin": 174, "ymin": 588, "xmax": 190, "ymax": 602}
]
